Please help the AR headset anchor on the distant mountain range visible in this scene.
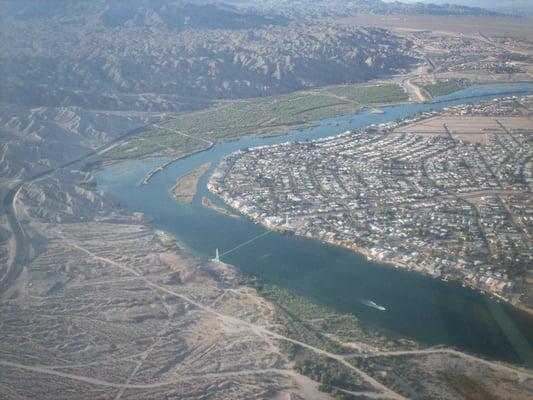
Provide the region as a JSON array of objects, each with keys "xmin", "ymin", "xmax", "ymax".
[
  {"xmin": 231, "ymin": 0, "xmax": 503, "ymax": 17},
  {"xmin": 0, "ymin": 0, "xmax": 506, "ymax": 112},
  {"xmin": 0, "ymin": 0, "xmax": 417, "ymax": 111},
  {"xmin": 396, "ymin": 0, "xmax": 533, "ymax": 15},
  {"xmin": 0, "ymin": 0, "xmax": 289, "ymax": 29}
]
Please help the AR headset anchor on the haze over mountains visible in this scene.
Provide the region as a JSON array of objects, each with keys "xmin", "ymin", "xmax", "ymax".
[
  {"xmin": 0, "ymin": 0, "xmax": 509, "ymax": 180},
  {"xmin": 0, "ymin": 0, "xmax": 418, "ymax": 112},
  {"xmin": 394, "ymin": 0, "xmax": 533, "ymax": 15},
  {"xmin": 0, "ymin": 0, "xmax": 417, "ymax": 180}
]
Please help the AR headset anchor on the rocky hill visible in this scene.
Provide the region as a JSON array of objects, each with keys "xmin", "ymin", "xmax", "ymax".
[
  {"xmin": 0, "ymin": 0, "xmax": 417, "ymax": 179},
  {"xmin": 0, "ymin": 0, "xmax": 416, "ymax": 111},
  {"xmin": 0, "ymin": 105, "xmax": 166, "ymax": 180}
]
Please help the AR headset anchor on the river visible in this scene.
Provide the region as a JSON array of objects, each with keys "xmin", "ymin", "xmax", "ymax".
[{"xmin": 96, "ymin": 83, "xmax": 533, "ymax": 366}]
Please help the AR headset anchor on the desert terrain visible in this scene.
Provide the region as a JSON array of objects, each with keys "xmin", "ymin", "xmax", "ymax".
[{"xmin": 1, "ymin": 1, "xmax": 533, "ymax": 399}]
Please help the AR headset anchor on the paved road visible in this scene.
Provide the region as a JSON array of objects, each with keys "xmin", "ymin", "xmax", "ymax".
[
  {"xmin": 0, "ymin": 123, "xmax": 159, "ymax": 297},
  {"xmin": 1, "ymin": 182, "xmax": 38, "ymax": 296}
]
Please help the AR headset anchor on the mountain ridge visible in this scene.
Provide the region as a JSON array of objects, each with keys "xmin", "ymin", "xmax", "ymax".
[{"xmin": 1, "ymin": 2, "xmax": 417, "ymax": 110}]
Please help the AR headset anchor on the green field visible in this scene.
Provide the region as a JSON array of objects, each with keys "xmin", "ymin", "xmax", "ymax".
[
  {"xmin": 103, "ymin": 83, "xmax": 413, "ymax": 161},
  {"xmin": 422, "ymin": 80, "xmax": 470, "ymax": 98},
  {"xmin": 327, "ymin": 84, "xmax": 408, "ymax": 104}
]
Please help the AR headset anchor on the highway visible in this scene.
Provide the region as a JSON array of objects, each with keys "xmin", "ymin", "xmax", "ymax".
[
  {"xmin": 1, "ymin": 184, "xmax": 30, "ymax": 295},
  {"xmin": 0, "ymin": 122, "xmax": 162, "ymax": 297}
]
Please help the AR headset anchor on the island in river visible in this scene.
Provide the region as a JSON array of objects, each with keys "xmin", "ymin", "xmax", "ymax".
[{"xmin": 170, "ymin": 162, "xmax": 211, "ymax": 203}]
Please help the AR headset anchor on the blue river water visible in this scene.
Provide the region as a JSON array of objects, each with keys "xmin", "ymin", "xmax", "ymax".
[{"xmin": 97, "ymin": 84, "xmax": 533, "ymax": 366}]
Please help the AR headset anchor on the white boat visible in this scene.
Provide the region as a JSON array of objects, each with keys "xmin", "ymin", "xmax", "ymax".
[{"xmin": 362, "ymin": 300, "xmax": 386, "ymax": 311}]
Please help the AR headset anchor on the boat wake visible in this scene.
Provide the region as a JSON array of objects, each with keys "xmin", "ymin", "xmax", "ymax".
[{"xmin": 361, "ymin": 300, "xmax": 386, "ymax": 311}]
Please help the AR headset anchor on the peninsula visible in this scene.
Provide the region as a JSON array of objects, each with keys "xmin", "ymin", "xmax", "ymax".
[{"xmin": 208, "ymin": 96, "xmax": 533, "ymax": 312}]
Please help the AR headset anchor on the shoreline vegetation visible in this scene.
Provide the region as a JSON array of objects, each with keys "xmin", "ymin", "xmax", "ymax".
[
  {"xmin": 419, "ymin": 79, "xmax": 471, "ymax": 99},
  {"xmin": 101, "ymin": 81, "xmax": 531, "ymax": 317},
  {"xmin": 169, "ymin": 163, "xmax": 211, "ymax": 204},
  {"xmin": 100, "ymin": 81, "xmax": 421, "ymax": 163},
  {"xmin": 97, "ymin": 81, "xmax": 518, "ymax": 188},
  {"xmin": 229, "ymin": 265, "xmax": 531, "ymax": 398},
  {"xmin": 98, "ymin": 81, "xmax": 511, "ymax": 171},
  {"xmin": 232, "ymin": 275, "xmax": 422, "ymax": 399},
  {"xmin": 98, "ymin": 81, "xmax": 489, "ymax": 184}
]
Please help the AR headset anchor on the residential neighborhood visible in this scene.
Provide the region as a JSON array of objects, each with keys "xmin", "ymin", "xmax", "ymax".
[{"xmin": 209, "ymin": 96, "xmax": 533, "ymax": 309}]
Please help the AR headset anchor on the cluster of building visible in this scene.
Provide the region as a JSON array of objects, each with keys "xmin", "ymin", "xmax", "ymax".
[
  {"xmin": 208, "ymin": 96, "xmax": 533, "ymax": 308},
  {"xmin": 411, "ymin": 30, "xmax": 532, "ymax": 75}
]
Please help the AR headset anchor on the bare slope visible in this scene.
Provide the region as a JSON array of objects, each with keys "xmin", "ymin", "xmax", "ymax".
[{"xmin": 0, "ymin": 1, "xmax": 415, "ymax": 110}]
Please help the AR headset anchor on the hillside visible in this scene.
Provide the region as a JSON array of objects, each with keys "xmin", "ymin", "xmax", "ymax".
[{"xmin": 0, "ymin": 1, "xmax": 416, "ymax": 111}]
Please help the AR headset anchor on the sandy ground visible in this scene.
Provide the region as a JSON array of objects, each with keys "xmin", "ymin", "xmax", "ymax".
[
  {"xmin": 170, "ymin": 162, "xmax": 211, "ymax": 203},
  {"xmin": 337, "ymin": 14, "xmax": 533, "ymax": 40},
  {"xmin": 0, "ymin": 169, "xmax": 334, "ymax": 400}
]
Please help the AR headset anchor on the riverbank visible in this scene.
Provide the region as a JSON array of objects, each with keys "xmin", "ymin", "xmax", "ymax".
[
  {"xmin": 139, "ymin": 145, "xmax": 213, "ymax": 186},
  {"xmin": 99, "ymin": 83, "xmax": 533, "ymax": 186},
  {"xmin": 207, "ymin": 183, "xmax": 533, "ymax": 318},
  {"xmin": 103, "ymin": 83, "xmax": 532, "ymax": 183},
  {"xmin": 96, "ymin": 82, "xmax": 533, "ymax": 364}
]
